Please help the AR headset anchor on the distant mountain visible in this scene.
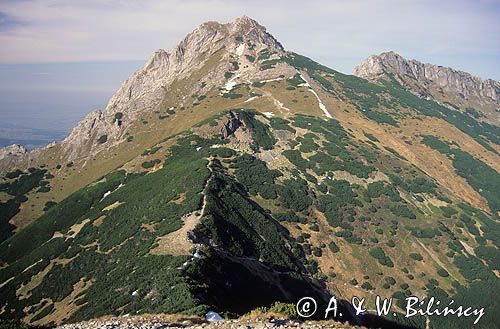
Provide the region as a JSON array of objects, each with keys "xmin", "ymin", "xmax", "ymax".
[
  {"xmin": 0, "ymin": 17, "xmax": 498, "ymax": 329},
  {"xmin": 354, "ymin": 51, "xmax": 500, "ymax": 124}
]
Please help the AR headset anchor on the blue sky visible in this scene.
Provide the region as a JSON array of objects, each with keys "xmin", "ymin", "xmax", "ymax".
[
  {"xmin": 0, "ymin": 0, "xmax": 499, "ymax": 79},
  {"xmin": 0, "ymin": 0, "xmax": 499, "ymax": 147}
]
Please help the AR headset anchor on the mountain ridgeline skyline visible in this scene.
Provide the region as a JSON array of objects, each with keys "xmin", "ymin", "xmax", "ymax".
[{"xmin": 0, "ymin": 16, "xmax": 498, "ymax": 329}]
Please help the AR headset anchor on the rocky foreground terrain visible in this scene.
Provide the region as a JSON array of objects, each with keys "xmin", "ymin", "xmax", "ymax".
[{"xmin": 56, "ymin": 315, "xmax": 361, "ymax": 329}]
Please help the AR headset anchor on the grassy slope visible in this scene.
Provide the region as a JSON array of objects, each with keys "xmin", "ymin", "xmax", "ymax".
[{"xmin": 0, "ymin": 110, "xmax": 498, "ymax": 329}]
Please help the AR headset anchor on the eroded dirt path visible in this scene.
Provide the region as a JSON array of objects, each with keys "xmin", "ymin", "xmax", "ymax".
[{"xmin": 416, "ymin": 240, "xmax": 458, "ymax": 281}]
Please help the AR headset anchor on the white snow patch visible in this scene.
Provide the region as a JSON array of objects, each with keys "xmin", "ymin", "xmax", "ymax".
[
  {"xmin": 223, "ymin": 78, "xmax": 238, "ymax": 92},
  {"xmin": 244, "ymin": 96, "xmax": 258, "ymax": 103},
  {"xmin": 259, "ymin": 77, "xmax": 284, "ymax": 83},
  {"xmin": 298, "ymin": 73, "xmax": 311, "ymax": 87},
  {"xmin": 308, "ymin": 88, "xmax": 332, "ymax": 118},
  {"xmin": 298, "ymin": 71, "xmax": 332, "ymax": 118},
  {"xmin": 193, "ymin": 249, "xmax": 202, "ymax": 259},
  {"xmin": 262, "ymin": 112, "xmax": 275, "ymax": 118},
  {"xmin": 99, "ymin": 183, "xmax": 124, "ymax": 202},
  {"xmin": 236, "ymin": 44, "xmax": 245, "ymax": 56}
]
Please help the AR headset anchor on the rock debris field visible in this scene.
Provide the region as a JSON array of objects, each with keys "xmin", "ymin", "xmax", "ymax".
[{"xmin": 56, "ymin": 315, "xmax": 362, "ymax": 329}]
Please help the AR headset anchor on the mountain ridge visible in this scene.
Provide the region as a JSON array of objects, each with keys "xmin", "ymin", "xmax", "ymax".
[
  {"xmin": 354, "ymin": 51, "xmax": 499, "ymax": 102},
  {"xmin": 0, "ymin": 16, "xmax": 499, "ymax": 329}
]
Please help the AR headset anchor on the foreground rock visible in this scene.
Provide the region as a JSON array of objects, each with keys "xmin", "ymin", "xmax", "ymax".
[{"xmin": 56, "ymin": 315, "xmax": 362, "ymax": 329}]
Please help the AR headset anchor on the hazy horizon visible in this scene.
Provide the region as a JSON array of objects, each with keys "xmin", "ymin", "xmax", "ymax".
[{"xmin": 0, "ymin": 60, "xmax": 143, "ymax": 148}]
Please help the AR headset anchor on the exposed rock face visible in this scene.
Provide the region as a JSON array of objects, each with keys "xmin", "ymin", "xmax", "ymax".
[
  {"xmin": 103, "ymin": 15, "xmax": 283, "ymax": 116},
  {"xmin": 57, "ymin": 16, "xmax": 286, "ymax": 161},
  {"xmin": 354, "ymin": 51, "xmax": 500, "ymax": 102},
  {"xmin": 194, "ymin": 111, "xmax": 242, "ymax": 140},
  {"xmin": 220, "ymin": 111, "xmax": 242, "ymax": 138},
  {"xmin": 0, "ymin": 144, "xmax": 28, "ymax": 161}
]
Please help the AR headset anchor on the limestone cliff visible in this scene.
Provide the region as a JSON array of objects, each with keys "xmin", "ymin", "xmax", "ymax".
[{"xmin": 354, "ymin": 51, "xmax": 499, "ymax": 102}]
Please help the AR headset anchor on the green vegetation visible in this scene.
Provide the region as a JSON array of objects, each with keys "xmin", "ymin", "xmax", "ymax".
[
  {"xmin": 222, "ymin": 92, "xmax": 243, "ymax": 99},
  {"xmin": 364, "ymin": 132, "xmax": 379, "ymax": 142},
  {"xmin": 278, "ymin": 178, "xmax": 312, "ymax": 212},
  {"xmin": 328, "ymin": 241, "xmax": 340, "ymax": 253},
  {"xmin": 253, "ymin": 302, "xmax": 297, "ymax": 318},
  {"xmin": 43, "ymin": 201, "xmax": 57, "ymax": 212},
  {"xmin": 369, "ymin": 247, "xmax": 394, "ymax": 267},
  {"xmin": 251, "ymin": 81, "xmax": 266, "ymax": 88},
  {"xmin": 1, "ymin": 108, "xmax": 497, "ymax": 328},
  {"xmin": 0, "ymin": 168, "xmax": 49, "ymax": 242},
  {"xmin": 114, "ymin": 112, "xmax": 123, "ymax": 122},
  {"xmin": 388, "ymin": 172, "xmax": 437, "ymax": 195},
  {"xmin": 5, "ymin": 169, "xmax": 23, "ymax": 179},
  {"xmin": 141, "ymin": 146, "xmax": 162, "ymax": 156},
  {"xmin": 389, "ymin": 204, "xmax": 416, "ymax": 219},
  {"xmin": 365, "ymin": 181, "xmax": 401, "ymax": 202},
  {"xmin": 437, "ymin": 268, "xmax": 449, "ymax": 277},
  {"xmin": 287, "ymin": 73, "xmax": 306, "ymax": 87},
  {"xmin": 422, "ymin": 135, "xmax": 500, "ymax": 213},
  {"xmin": 317, "ymin": 180, "xmax": 359, "ymax": 228},
  {"xmin": 260, "ymin": 58, "xmax": 281, "ymax": 70},
  {"xmin": 236, "ymin": 110, "xmax": 276, "ymax": 150},
  {"xmin": 97, "ymin": 135, "xmax": 107, "ymax": 144},
  {"xmin": 197, "ymin": 161, "xmax": 297, "ymax": 270},
  {"xmin": 244, "ymin": 55, "xmax": 255, "ymax": 62},
  {"xmin": 282, "ymin": 150, "xmax": 311, "ymax": 170},
  {"xmin": 141, "ymin": 159, "xmax": 161, "ymax": 169},
  {"xmin": 410, "ymin": 253, "xmax": 423, "ymax": 261},
  {"xmin": 257, "ymin": 49, "xmax": 271, "ymax": 60},
  {"xmin": 233, "ymin": 154, "xmax": 281, "ymax": 199},
  {"xmin": 0, "ymin": 136, "xmax": 213, "ymax": 322},
  {"xmin": 268, "ymin": 117, "xmax": 295, "ymax": 133}
]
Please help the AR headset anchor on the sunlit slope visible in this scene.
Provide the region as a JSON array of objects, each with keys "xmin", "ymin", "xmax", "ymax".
[{"xmin": 1, "ymin": 110, "xmax": 498, "ymax": 328}]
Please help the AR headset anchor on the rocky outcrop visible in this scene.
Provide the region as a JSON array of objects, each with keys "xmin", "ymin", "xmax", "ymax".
[
  {"xmin": 56, "ymin": 315, "xmax": 360, "ymax": 329},
  {"xmin": 57, "ymin": 16, "xmax": 286, "ymax": 161},
  {"xmin": 0, "ymin": 144, "xmax": 28, "ymax": 161},
  {"xmin": 194, "ymin": 111, "xmax": 242, "ymax": 139},
  {"xmin": 102, "ymin": 16, "xmax": 283, "ymax": 116},
  {"xmin": 354, "ymin": 51, "xmax": 500, "ymax": 102},
  {"xmin": 220, "ymin": 111, "xmax": 242, "ymax": 138}
]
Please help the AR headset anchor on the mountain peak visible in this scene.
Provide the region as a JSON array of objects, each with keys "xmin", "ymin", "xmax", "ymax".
[
  {"xmin": 225, "ymin": 16, "xmax": 284, "ymax": 51},
  {"xmin": 230, "ymin": 15, "xmax": 262, "ymax": 28},
  {"xmin": 354, "ymin": 51, "xmax": 499, "ymax": 102},
  {"xmin": 353, "ymin": 51, "xmax": 410, "ymax": 78}
]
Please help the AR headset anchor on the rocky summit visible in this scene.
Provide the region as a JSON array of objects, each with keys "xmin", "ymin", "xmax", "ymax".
[
  {"xmin": 0, "ymin": 16, "xmax": 499, "ymax": 329},
  {"xmin": 354, "ymin": 51, "xmax": 500, "ymax": 124},
  {"xmin": 354, "ymin": 51, "xmax": 499, "ymax": 102}
]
